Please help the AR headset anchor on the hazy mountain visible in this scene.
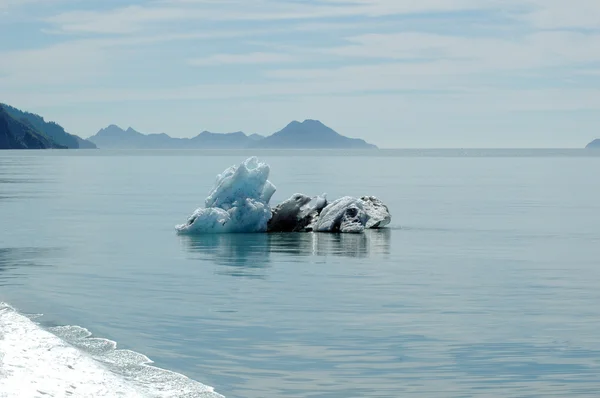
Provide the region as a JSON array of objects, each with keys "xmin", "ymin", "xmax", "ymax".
[
  {"xmin": 89, "ymin": 120, "xmax": 377, "ymax": 149},
  {"xmin": 0, "ymin": 104, "xmax": 96, "ymax": 149},
  {"xmin": 0, "ymin": 107, "xmax": 65, "ymax": 149},
  {"xmin": 586, "ymin": 139, "xmax": 600, "ymax": 149},
  {"xmin": 88, "ymin": 125, "xmax": 258, "ymax": 149},
  {"xmin": 190, "ymin": 131, "xmax": 255, "ymax": 148},
  {"xmin": 89, "ymin": 125, "xmax": 173, "ymax": 149},
  {"xmin": 75, "ymin": 136, "xmax": 97, "ymax": 149},
  {"xmin": 250, "ymin": 120, "xmax": 377, "ymax": 149}
]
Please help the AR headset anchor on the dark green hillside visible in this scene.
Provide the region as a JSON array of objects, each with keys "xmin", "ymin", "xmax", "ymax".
[
  {"xmin": 0, "ymin": 107, "xmax": 65, "ymax": 149},
  {"xmin": 0, "ymin": 104, "xmax": 96, "ymax": 149}
]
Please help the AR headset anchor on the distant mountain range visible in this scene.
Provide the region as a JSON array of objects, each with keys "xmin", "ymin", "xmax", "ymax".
[
  {"xmin": 88, "ymin": 120, "xmax": 377, "ymax": 150},
  {"xmin": 88, "ymin": 125, "xmax": 265, "ymax": 149},
  {"xmin": 0, "ymin": 103, "xmax": 96, "ymax": 150},
  {"xmin": 586, "ymin": 139, "xmax": 600, "ymax": 149},
  {"xmin": 0, "ymin": 104, "xmax": 376, "ymax": 150}
]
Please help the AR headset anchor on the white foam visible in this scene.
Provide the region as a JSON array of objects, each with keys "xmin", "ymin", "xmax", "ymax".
[{"xmin": 0, "ymin": 303, "xmax": 223, "ymax": 398}]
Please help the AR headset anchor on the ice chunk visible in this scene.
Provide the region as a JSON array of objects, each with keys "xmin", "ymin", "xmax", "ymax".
[
  {"xmin": 267, "ymin": 193, "xmax": 331, "ymax": 233},
  {"xmin": 314, "ymin": 196, "xmax": 392, "ymax": 233},
  {"xmin": 315, "ymin": 197, "xmax": 368, "ymax": 233},
  {"xmin": 267, "ymin": 193, "xmax": 313, "ymax": 232},
  {"xmin": 315, "ymin": 194, "xmax": 328, "ymax": 210},
  {"xmin": 176, "ymin": 157, "xmax": 275, "ymax": 234},
  {"xmin": 360, "ymin": 196, "xmax": 392, "ymax": 229},
  {"xmin": 176, "ymin": 157, "xmax": 392, "ymax": 234},
  {"xmin": 205, "ymin": 156, "xmax": 274, "ymax": 209},
  {"xmin": 301, "ymin": 193, "xmax": 328, "ymax": 217}
]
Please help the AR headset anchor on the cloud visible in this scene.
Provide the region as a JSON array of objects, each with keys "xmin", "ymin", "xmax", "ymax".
[
  {"xmin": 43, "ymin": 0, "xmax": 522, "ymax": 34},
  {"xmin": 189, "ymin": 52, "xmax": 296, "ymax": 66},
  {"xmin": 317, "ymin": 31, "xmax": 600, "ymax": 72},
  {"xmin": 45, "ymin": 5, "xmax": 191, "ymax": 34},
  {"xmin": 40, "ymin": 0, "xmax": 600, "ymax": 37},
  {"xmin": 0, "ymin": 0, "xmax": 46, "ymax": 8},
  {"xmin": 0, "ymin": 0, "xmax": 74, "ymax": 13},
  {"xmin": 524, "ymin": 0, "xmax": 600, "ymax": 29},
  {"xmin": 0, "ymin": 41, "xmax": 109, "ymax": 87}
]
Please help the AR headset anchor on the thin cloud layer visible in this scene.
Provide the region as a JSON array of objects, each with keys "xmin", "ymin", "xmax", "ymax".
[{"xmin": 1, "ymin": 0, "xmax": 599, "ymax": 147}]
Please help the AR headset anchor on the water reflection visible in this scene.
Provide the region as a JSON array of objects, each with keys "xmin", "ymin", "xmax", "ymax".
[
  {"xmin": 0, "ymin": 156, "xmax": 48, "ymax": 201},
  {"xmin": 179, "ymin": 229, "xmax": 391, "ymax": 278},
  {"xmin": 180, "ymin": 234, "xmax": 271, "ymax": 278},
  {"xmin": 267, "ymin": 229, "xmax": 391, "ymax": 258},
  {"xmin": 0, "ymin": 247, "xmax": 59, "ymax": 286}
]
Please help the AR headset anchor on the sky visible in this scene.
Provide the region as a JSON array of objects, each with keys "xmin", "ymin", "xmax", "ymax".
[{"xmin": 1, "ymin": 0, "xmax": 599, "ymax": 148}]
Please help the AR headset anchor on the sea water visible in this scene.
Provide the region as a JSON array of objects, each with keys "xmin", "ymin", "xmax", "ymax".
[{"xmin": 1, "ymin": 149, "xmax": 600, "ymax": 397}]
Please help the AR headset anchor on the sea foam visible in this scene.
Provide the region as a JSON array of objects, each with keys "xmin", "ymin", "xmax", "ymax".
[{"xmin": 0, "ymin": 303, "xmax": 223, "ymax": 398}]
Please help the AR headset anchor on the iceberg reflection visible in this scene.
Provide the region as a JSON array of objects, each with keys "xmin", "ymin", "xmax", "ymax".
[{"xmin": 179, "ymin": 230, "xmax": 390, "ymax": 278}]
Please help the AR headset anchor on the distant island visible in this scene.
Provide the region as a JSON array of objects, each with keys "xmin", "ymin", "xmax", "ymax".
[
  {"xmin": 88, "ymin": 120, "xmax": 377, "ymax": 150},
  {"xmin": 586, "ymin": 139, "xmax": 600, "ymax": 149},
  {"xmin": 0, "ymin": 103, "xmax": 96, "ymax": 150}
]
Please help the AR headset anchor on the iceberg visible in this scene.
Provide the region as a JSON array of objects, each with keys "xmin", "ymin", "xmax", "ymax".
[
  {"xmin": 176, "ymin": 157, "xmax": 391, "ymax": 234},
  {"xmin": 176, "ymin": 157, "xmax": 275, "ymax": 234}
]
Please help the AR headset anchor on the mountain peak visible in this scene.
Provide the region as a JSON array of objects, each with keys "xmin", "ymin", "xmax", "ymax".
[
  {"xmin": 301, "ymin": 119, "xmax": 324, "ymax": 125},
  {"xmin": 251, "ymin": 120, "xmax": 377, "ymax": 149},
  {"xmin": 586, "ymin": 139, "xmax": 600, "ymax": 149},
  {"xmin": 100, "ymin": 124, "xmax": 124, "ymax": 133}
]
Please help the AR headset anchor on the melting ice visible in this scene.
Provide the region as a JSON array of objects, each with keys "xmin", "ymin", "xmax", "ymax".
[{"xmin": 176, "ymin": 157, "xmax": 391, "ymax": 234}]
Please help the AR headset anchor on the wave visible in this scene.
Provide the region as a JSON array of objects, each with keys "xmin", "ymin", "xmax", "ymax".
[{"xmin": 0, "ymin": 302, "xmax": 223, "ymax": 398}]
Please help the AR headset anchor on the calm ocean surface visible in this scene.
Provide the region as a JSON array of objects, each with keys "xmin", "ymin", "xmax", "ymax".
[{"xmin": 1, "ymin": 149, "xmax": 600, "ymax": 397}]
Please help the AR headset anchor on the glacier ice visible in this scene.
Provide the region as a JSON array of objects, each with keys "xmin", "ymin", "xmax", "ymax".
[
  {"xmin": 267, "ymin": 193, "xmax": 313, "ymax": 232},
  {"xmin": 314, "ymin": 196, "xmax": 368, "ymax": 233},
  {"xmin": 361, "ymin": 196, "xmax": 392, "ymax": 229},
  {"xmin": 176, "ymin": 157, "xmax": 275, "ymax": 234},
  {"xmin": 176, "ymin": 157, "xmax": 391, "ymax": 234},
  {"xmin": 302, "ymin": 193, "xmax": 329, "ymax": 218},
  {"xmin": 267, "ymin": 193, "xmax": 331, "ymax": 233}
]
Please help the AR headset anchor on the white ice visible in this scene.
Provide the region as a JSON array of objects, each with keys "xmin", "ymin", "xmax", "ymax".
[
  {"xmin": 315, "ymin": 196, "xmax": 368, "ymax": 233},
  {"xmin": 176, "ymin": 157, "xmax": 276, "ymax": 234},
  {"xmin": 361, "ymin": 196, "xmax": 392, "ymax": 229},
  {"xmin": 314, "ymin": 196, "xmax": 392, "ymax": 233},
  {"xmin": 300, "ymin": 193, "xmax": 328, "ymax": 218}
]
